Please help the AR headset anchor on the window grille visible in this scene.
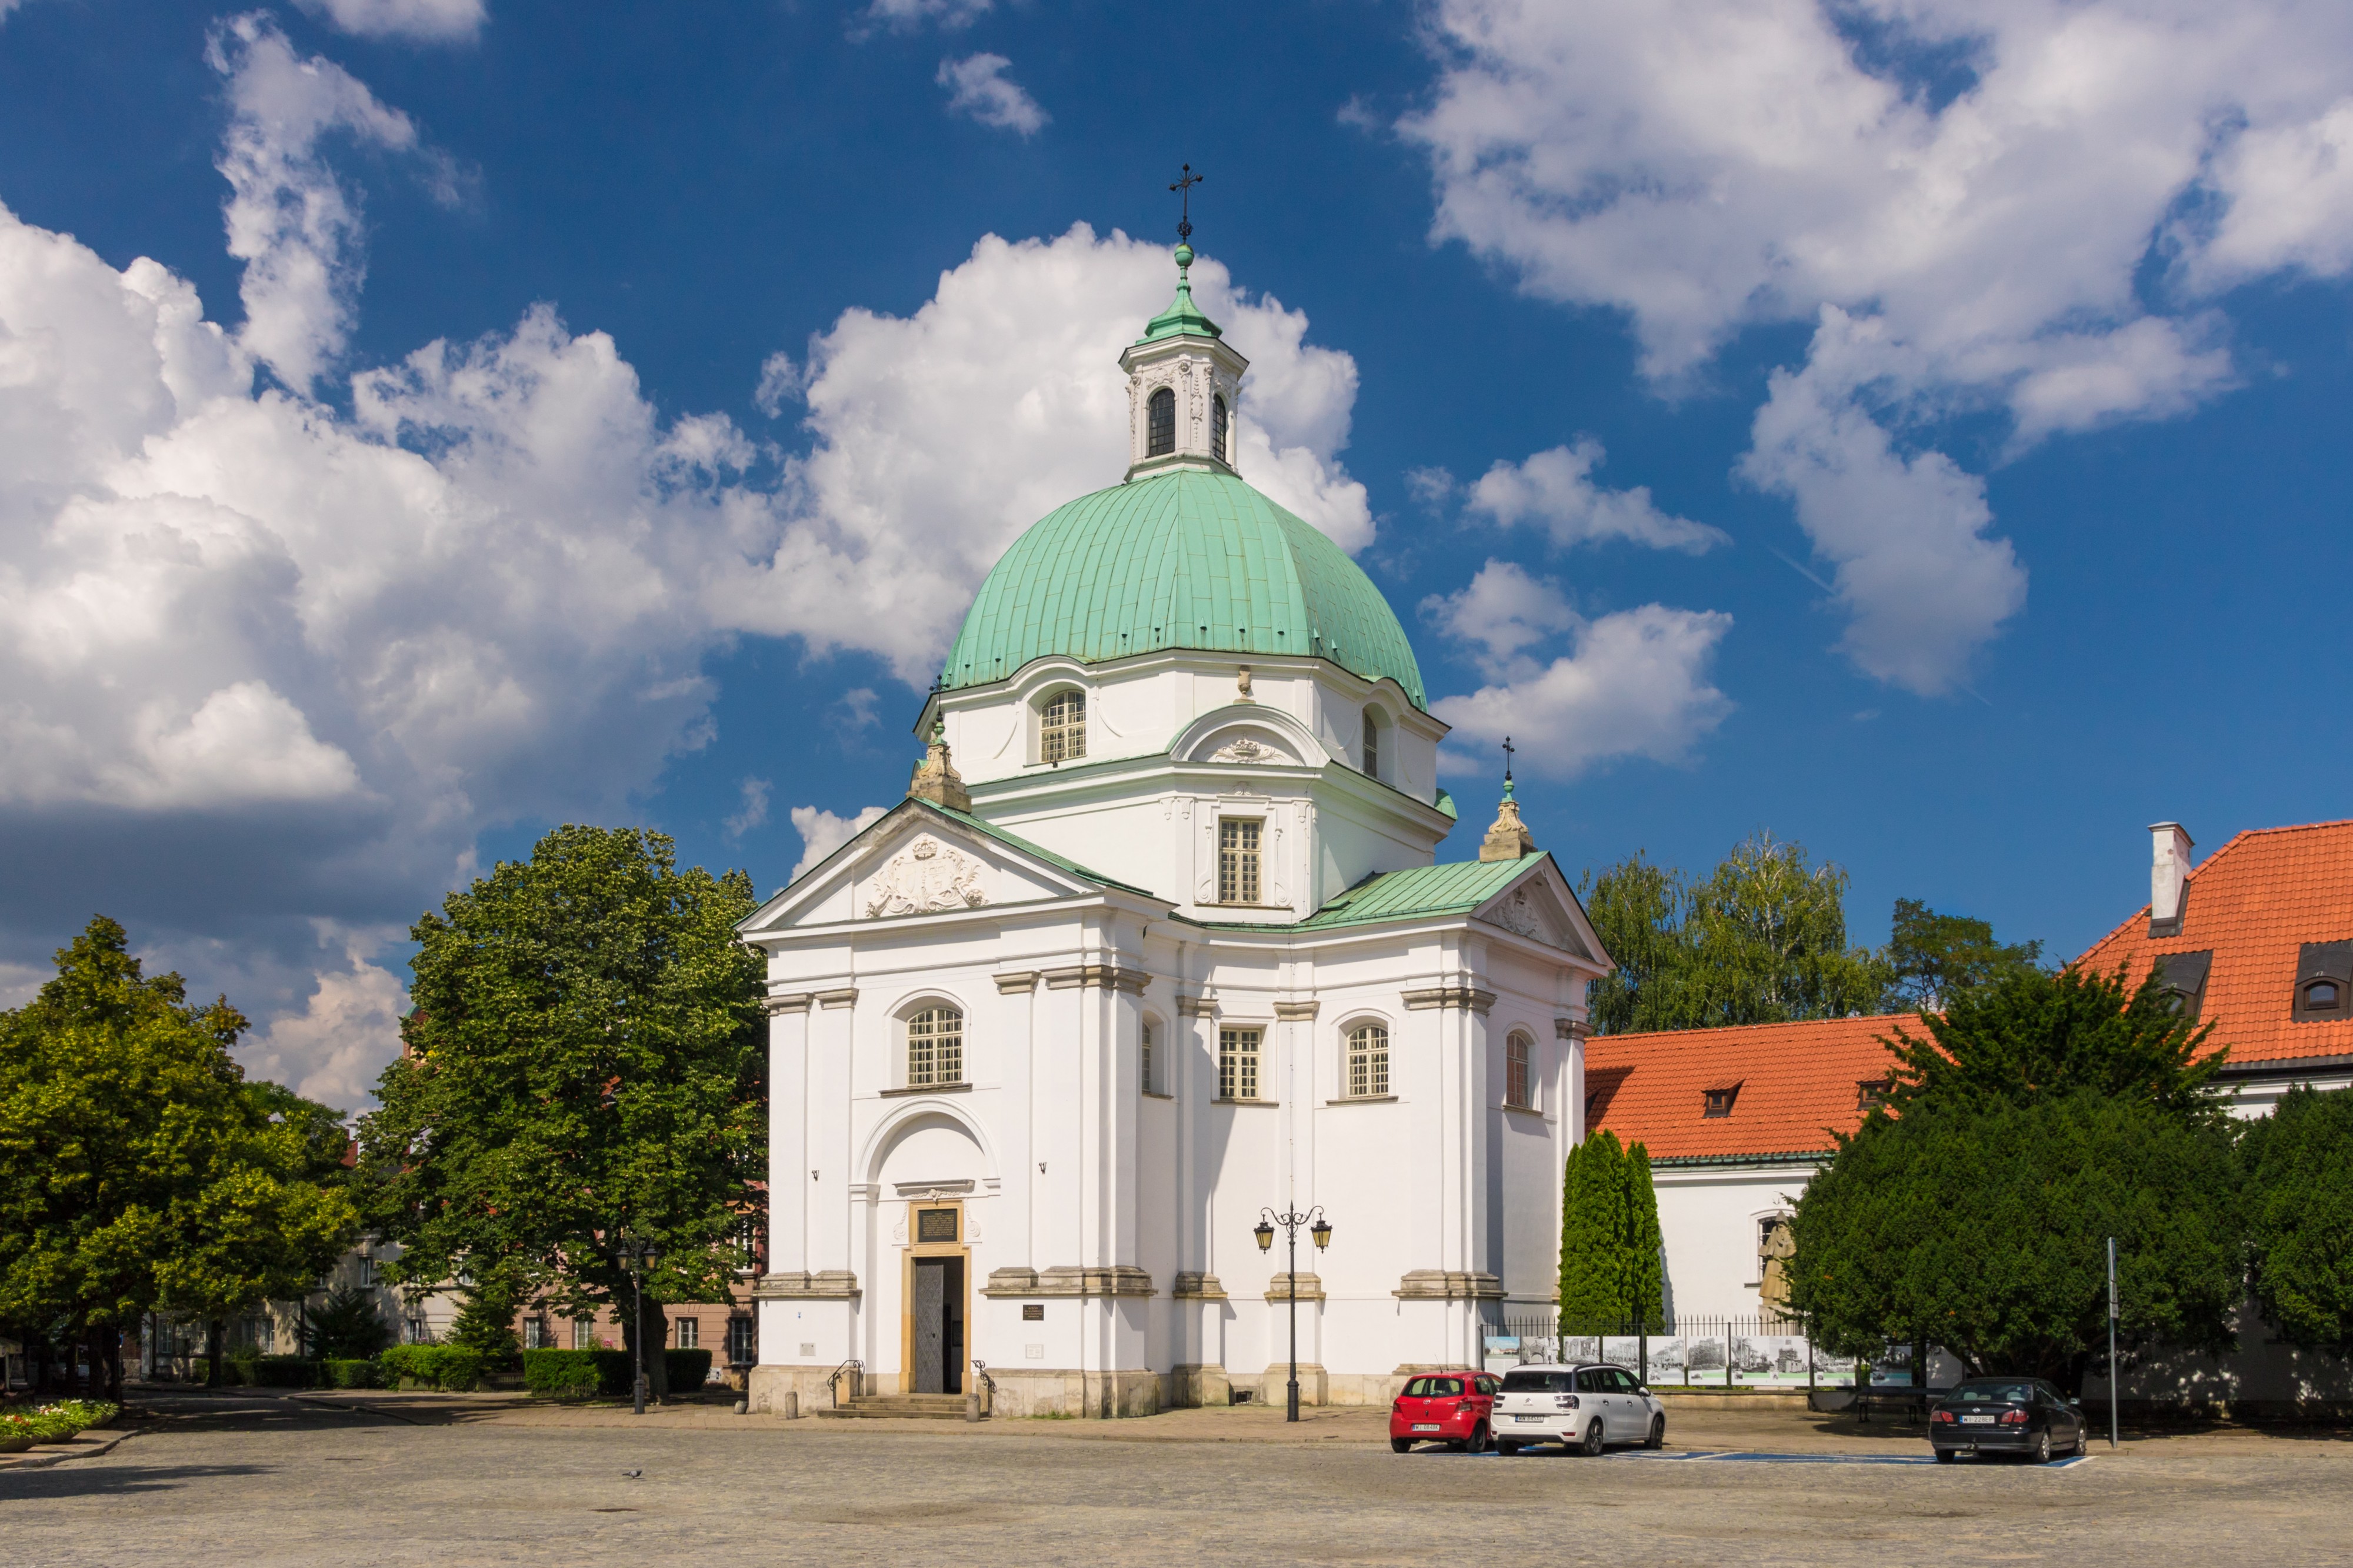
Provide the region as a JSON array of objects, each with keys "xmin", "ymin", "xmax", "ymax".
[
  {"xmin": 907, "ymin": 1006, "xmax": 964, "ymax": 1086},
  {"xmin": 1211, "ymin": 394, "xmax": 1228, "ymax": 462},
  {"xmin": 1040, "ymin": 689, "xmax": 1086, "ymax": 762},
  {"xmin": 1362, "ymin": 709, "xmax": 1380, "ymax": 779},
  {"xmin": 1219, "ymin": 1027, "xmax": 1261, "ymax": 1100},
  {"xmin": 675, "ymin": 1317, "xmax": 698, "ymax": 1350},
  {"xmin": 1348, "ymin": 1023, "xmax": 1389, "ymax": 1097},
  {"xmin": 1505, "ymin": 1032, "xmax": 1531, "ymax": 1108},
  {"xmin": 1218, "ymin": 819, "xmax": 1262, "ymax": 903},
  {"xmin": 1141, "ymin": 1021, "xmax": 1155, "ymax": 1095},
  {"xmin": 1147, "ymin": 386, "xmax": 1176, "ymax": 456}
]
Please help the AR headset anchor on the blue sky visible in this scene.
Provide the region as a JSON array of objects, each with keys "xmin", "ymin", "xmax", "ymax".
[{"xmin": 3, "ymin": 0, "xmax": 2350, "ymax": 1105}]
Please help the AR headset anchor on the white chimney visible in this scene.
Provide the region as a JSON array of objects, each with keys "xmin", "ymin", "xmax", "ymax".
[{"xmin": 2149, "ymin": 822, "xmax": 2194, "ymax": 936}]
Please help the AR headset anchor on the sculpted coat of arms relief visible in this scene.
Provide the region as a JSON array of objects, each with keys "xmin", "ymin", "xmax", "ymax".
[
  {"xmin": 1488, "ymin": 887, "xmax": 1555, "ymax": 945},
  {"xmin": 863, "ymin": 836, "xmax": 988, "ymax": 918}
]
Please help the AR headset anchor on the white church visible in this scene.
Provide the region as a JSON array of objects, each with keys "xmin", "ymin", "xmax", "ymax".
[{"xmin": 739, "ymin": 241, "xmax": 1611, "ymax": 1418}]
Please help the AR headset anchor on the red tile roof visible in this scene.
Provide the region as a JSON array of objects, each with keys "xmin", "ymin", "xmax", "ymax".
[
  {"xmin": 1585, "ymin": 1015, "xmax": 1907, "ymax": 1162},
  {"xmin": 2074, "ymin": 819, "xmax": 2353, "ymax": 1067}
]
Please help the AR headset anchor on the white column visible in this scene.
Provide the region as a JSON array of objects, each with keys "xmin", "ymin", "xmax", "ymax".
[{"xmin": 767, "ymin": 995, "xmax": 813, "ymax": 1276}]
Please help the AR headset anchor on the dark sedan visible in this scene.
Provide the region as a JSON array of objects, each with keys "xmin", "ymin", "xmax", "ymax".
[{"xmin": 1929, "ymin": 1377, "xmax": 2087, "ymax": 1463}]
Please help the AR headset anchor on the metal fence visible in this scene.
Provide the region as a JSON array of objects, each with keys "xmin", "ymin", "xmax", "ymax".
[{"xmin": 1487, "ymin": 1315, "xmax": 1926, "ymax": 1391}]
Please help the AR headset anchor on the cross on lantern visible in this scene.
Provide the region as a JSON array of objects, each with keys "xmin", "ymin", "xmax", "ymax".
[
  {"xmin": 1502, "ymin": 735, "xmax": 1515, "ymax": 782},
  {"xmin": 1169, "ymin": 164, "xmax": 1204, "ymax": 242}
]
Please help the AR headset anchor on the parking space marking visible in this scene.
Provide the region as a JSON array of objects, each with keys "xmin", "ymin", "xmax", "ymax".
[{"xmin": 1605, "ymin": 1449, "xmax": 2095, "ymax": 1468}]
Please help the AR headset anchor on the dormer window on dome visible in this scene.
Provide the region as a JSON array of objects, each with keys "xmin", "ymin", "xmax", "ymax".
[
  {"xmin": 1147, "ymin": 388, "xmax": 1175, "ymax": 458},
  {"xmin": 1039, "ymin": 688, "xmax": 1086, "ymax": 763}
]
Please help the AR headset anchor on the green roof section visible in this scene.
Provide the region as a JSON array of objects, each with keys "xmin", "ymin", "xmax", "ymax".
[
  {"xmin": 1295, "ymin": 853, "xmax": 1547, "ymax": 930},
  {"xmin": 941, "ymin": 468, "xmax": 1428, "ymax": 710},
  {"xmin": 1139, "ymin": 243, "xmax": 1222, "ymax": 342}
]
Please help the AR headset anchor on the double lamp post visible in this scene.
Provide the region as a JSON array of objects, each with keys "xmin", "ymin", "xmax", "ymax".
[
  {"xmin": 618, "ymin": 1233, "xmax": 659, "ymax": 1416},
  {"xmin": 1254, "ymin": 1206, "xmax": 1332, "ymax": 1423}
]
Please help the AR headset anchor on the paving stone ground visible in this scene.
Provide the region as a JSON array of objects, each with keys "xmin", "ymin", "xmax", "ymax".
[{"xmin": 5, "ymin": 1388, "xmax": 2348, "ymax": 1566}]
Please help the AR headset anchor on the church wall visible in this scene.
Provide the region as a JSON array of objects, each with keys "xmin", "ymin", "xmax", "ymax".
[{"xmin": 1651, "ymin": 1162, "xmax": 1818, "ymax": 1322}]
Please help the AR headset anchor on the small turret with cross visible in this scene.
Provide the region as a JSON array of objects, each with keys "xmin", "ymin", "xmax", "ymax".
[
  {"xmin": 1119, "ymin": 163, "xmax": 1249, "ymax": 482},
  {"xmin": 1479, "ymin": 735, "xmax": 1539, "ymax": 862}
]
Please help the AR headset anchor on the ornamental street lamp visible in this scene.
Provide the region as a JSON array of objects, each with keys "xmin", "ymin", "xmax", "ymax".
[
  {"xmin": 619, "ymin": 1234, "xmax": 661, "ymax": 1416},
  {"xmin": 1257, "ymin": 1206, "xmax": 1331, "ymax": 1423}
]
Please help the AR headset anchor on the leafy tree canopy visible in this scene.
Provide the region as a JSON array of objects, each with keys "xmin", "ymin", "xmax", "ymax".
[
  {"xmin": 1878, "ymin": 898, "xmax": 2045, "ymax": 1013},
  {"xmin": 1882, "ymin": 961, "xmax": 2229, "ymax": 1126},
  {"xmin": 0, "ymin": 917, "xmax": 356, "ymax": 1385},
  {"xmin": 1558, "ymin": 1129, "xmax": 1664, "ymax": 1333},
  {"xmin": 1787, "ymin": 1091, "xmax": 2239, "ymax": 1393},
  {"xmin": 1581, "ymin": 834, "xmax": 1884, "ymax": 1033},
  {"xmin": 358, "ymin": 826, "xmax": 765, "ymax": 1394},
  {"xmin": 2242, "ymin": 1085, "xmax": 2353, "ymax": 1353}
]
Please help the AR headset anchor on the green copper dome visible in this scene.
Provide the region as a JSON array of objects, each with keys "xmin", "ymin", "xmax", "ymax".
[{"xmin": 942, "ymin": 468, "xmax": 1427, "ymax": 710}]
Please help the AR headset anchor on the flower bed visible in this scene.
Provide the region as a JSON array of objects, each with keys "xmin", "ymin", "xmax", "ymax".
[{"xmin": 0, "ymin": 1400, "xmax": 121, "ymax": 1447}]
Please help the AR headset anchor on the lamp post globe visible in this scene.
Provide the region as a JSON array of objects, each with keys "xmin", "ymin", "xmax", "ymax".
[{"xmin": 1254, "ymin": 1220, "xmax": 1275, "ymax": 1253}]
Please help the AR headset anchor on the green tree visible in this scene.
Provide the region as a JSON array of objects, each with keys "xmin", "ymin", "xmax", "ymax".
[
  {"xmin": 2242, "ymin": 1085, "xmax": 2353, "ymax": 1353},
  {"xmin": 1581, "ymin": 833, "xmax": 1885, "ymax": 1033},
  {"xmin": 1787, "ymin": 1092, "xmax": 2239, "ymax": 1393},
  {"xmin": 1878, "ymin": 898, "xmax": 2045, "ymax": 1013},
  {"xmin": 358, "ymin": 826, "xmax": 765, "ymax": 1400},
  {"xmin": 1557, "ymin": 1130, "xmax": 1664, "ymax": 1333},
  {"xmin": 305, "ymin": 1285, "xmax": 394, "ymax": 1360},
  {"xmin": 0, "ymin": 917, "xmax": 358, "ymax": 1394},
  {"xmin": 1881, "ymin": 962, "xmax": 2229, "ymax": 1125},
  {"xmin": 447, "ymin": 1261, "xmax": 525, "ymax": 1366}
]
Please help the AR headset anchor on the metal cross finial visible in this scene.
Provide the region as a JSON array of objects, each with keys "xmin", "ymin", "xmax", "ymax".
[
  {"xmin": 1502, "ymin": 735, "xmax": 1515, "ymax": 782},
  {"xmin": 1169, "ymin": 163, "xmax": 1204, "ymax": 242}
]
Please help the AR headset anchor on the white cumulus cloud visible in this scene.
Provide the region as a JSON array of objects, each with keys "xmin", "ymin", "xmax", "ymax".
[
  {"xmin": 789, "ymin": 804, "xmax": 888, "ymax": 882},
  {"xmin": 1399, "ymin": 0, "xmax": 2353, "ymax": 692},
  {"xmin": 859, "ymin": 0, "xmax": 991, "ymax": 34},
  {"xmin": 293, "ymin": 0, "xmax": 486, "ymax": 42},
  {"xmin": 1465, "ymin": 439, "xmax": 1725, "ymax": 553},
  {"xmin": 1425, "ymin": 562, "xmax": 1732, "ymax": 778},
  {"xmin": 725, "ymin": 777, "xmax": 772, "ymax": 842},
  {"xmin": 938, "ymin": 54, "xmax": 1048, "ymax": 136}
]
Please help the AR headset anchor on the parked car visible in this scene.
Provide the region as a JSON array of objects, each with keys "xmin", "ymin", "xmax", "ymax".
[
  {"xmin": 1928, "ymin": 1377, "xmax": 2087, "ymax": 1463},
  {"xmin": 1388, "ymin": 1370, "xmax": 1498, "ymax": 1453},
  {"xmin": 1489, "ymin": 1363, "xmax": 1667, "ymax": 1455}
]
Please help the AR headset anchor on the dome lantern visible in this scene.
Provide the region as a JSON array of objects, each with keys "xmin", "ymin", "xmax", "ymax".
[{"xmin": 1119, "ymin": 239, "xmax": 1248, "ymax": 483}]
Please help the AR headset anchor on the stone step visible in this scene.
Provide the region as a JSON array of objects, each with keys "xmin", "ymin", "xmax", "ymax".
[{"xmin": 815, "ymin": 1394, "xmax": 972, "ymax": 1420}]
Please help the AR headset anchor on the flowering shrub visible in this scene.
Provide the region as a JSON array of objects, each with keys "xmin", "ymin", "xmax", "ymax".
[{"xmin": 0, "ymin": 1400, "xmax": 119, "ymax": 1444}]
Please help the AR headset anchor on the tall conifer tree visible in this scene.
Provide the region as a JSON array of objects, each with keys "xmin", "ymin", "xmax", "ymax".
[{"xmin": 1558, "ymin": 1130, "xmax": 1665, "ymax": 1333}]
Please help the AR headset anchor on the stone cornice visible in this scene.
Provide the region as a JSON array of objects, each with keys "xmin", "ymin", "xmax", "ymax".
[
  {"xmin": 994, "ymin": 971, "xmax": 1041, "ymax": 994},
  {"xmin": 754, "ymin": 1270, "xmax": 861, "ymax": 1301},
  {"xmin": 1043, "ymin": 964, "xmax": 1151, "ymax": 995},
  {"xmin": 1555, "ymin": 1017, "xmax": 1588, "ymax": 1040},
  {"xmin": 815, "ymin": 988, "xmax": 859, "ymax": 1010},
  {"xmin": 1402, "ymin": 985, "xmax": 1497, "ymax": 1015},
  {"xmin": 981, "ymin": 1265, "xmax": 1155, "ymax": 1299},
  {"xmin": 1169, "ymin": 1272, "xmax": 1228, "ymax": 1300},
  {"xmin": 764, "ymin": 993, "xmax": 814, "ymax": 1016},
  {"xmin": 1392, "ymin": 1269, "xmax": 1505, "ymax": 1301},
  {"xmin": 1262, "ymin": 1272, "xmax": 1325, "ymax": 1303},
  {"xmin": 1176, "ymin": 995, "xmax": 1219, "ymax": 1017},
  {"xmin": 1272, "ymin": 1001, "xmax": 1321, "ymax": 1020}
]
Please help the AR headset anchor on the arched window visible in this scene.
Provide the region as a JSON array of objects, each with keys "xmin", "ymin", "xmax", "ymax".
[
  {"xmin": 1146, "ymin": 386, "xmax": 1176, "ymax": 456},
  {"xmin": 1347, "ymin": 1022, "xmax": 1389, "ymax": 1098},
  {"xmin": 1040, "ymin": 688, "xmax": 1086, "ymax": 763},
  {"xmin": 1505, "ymin": 1030, "xmax": 1532, "ymax": 1109},
  {"xmin": 1362, "ymin": 708, "xmax": 1381, "ymax": 780},
  {"xmin": 2306, "ymin": 979, "xmax": 2344, "ymax": 1012},
  {"xmin": 1211, "ymin": 393, "xmax": 1229, "ymax": 463},
  {"xmin": 907, "ymin": 1006, "xmax": 963, "ymax": 1087}
]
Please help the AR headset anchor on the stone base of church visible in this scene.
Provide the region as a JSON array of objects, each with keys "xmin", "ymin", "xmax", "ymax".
[
  {"xmin": 1164, "ymin": 1362, "xmax": 1232, "ymax": 1407},
  {"xmin": 985, "ymin": 1367, "xmax": 1163, "ymax": 1419},
  {"xmin": 1248, "ymin": 1362, "xmax": 1329, "ymax": 1407},
  {"xmin": 746, "ymin": 1363, "xmax": 851, "ymax": 1416}
]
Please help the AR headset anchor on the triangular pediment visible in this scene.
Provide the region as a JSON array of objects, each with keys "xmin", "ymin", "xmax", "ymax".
[
  {"xmin": 738, "ymin": 800, "xmax": 1115, "ymax": 936},
  {"xmin": 1474, "ymin": 860, "xmax": 1601, "ymax": 962}
]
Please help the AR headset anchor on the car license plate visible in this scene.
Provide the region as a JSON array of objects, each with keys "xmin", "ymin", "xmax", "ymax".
[
  {"xmin": 1513, "ymin": 1414, "xmax": 1547, "ymax": 1423},
  {"xmin": 1411, "ymin": 1423, "xmax": 1441, "ymax": 1432},
  {"xmin": 1961, "ymin": 1414, "xmax": 1995, "ymax": 1424}
]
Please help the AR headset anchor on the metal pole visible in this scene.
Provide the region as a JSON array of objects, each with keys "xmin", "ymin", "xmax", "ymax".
[
  {"xmin": 2107, "ymin": 1236, "xmax": 2118, "ymax": 1449},
  {"xmin": 1286, "ymin": 1218, "xmax": 1300, "ymax": 1423},
  {"xmin": 633, "ymin": 1262, "xmax": 646, "ymax": 1417}
]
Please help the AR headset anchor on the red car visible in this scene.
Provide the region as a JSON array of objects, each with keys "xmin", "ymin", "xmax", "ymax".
[{"xmin": 1390, "ymin": 1370, "xmax": 1499, "ymax": 1453}]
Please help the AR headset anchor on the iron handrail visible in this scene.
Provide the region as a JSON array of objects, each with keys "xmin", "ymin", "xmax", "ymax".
[{"xmin": 825, "ymin": 1357, "xmax": 863, "ymax": 1408}]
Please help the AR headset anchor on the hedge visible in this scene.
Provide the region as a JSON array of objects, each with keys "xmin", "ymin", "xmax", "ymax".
[
  {"xmin": 324, "ymin": 1358, "xmax": 382, "ymax": 1389},
  {"xmin": 522, "ymin": 1348, "xmax": 632, "ymax": 1399},
  {"xmin": 254, "ymin": 1356, "xmax": 323, "ymax": 1389},
  {"xmin": 666, "ymin": 1348, "xmax": 713, "ymax": 1390},
  {"xmin": 379, "ymin": 1345, "xmax": 485, "ymax": 1392}
]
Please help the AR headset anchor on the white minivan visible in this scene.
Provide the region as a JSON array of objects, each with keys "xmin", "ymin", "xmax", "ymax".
[{"xmin": 1489, "ymin": 1363, "xmax": 1667, "ymax": 1455}]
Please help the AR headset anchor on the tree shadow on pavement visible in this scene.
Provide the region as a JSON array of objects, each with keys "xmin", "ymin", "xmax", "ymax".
[{"xmin": 0, "ymin": 1462, "xmax": 271, "ymax": 1500}]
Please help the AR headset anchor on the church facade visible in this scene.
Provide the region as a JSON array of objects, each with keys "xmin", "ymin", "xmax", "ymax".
[{"xmin": 739, "ymin": 243, "xmax": 1611, "ymax": 1417}]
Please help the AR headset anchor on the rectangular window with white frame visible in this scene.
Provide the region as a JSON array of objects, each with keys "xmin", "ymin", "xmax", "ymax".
[
  {"xmin": 1505, "ymin": 1032, "xmax": 1532, "ymax": 1109},
  {"xmin": 1218, "ymin": 819, "xmax": 1262, "ymax": 904},
  {"xmin": 1219, "ymin": 1026, "xmax": 1261, "ymax": 1100},
  {"xmin": 727, "ymin": 1316, "xmax": 756, "ymax": 1366},
  {"xmin": 675, "ymin": 1317, "xmax": 698, "ymax": 1350}
]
